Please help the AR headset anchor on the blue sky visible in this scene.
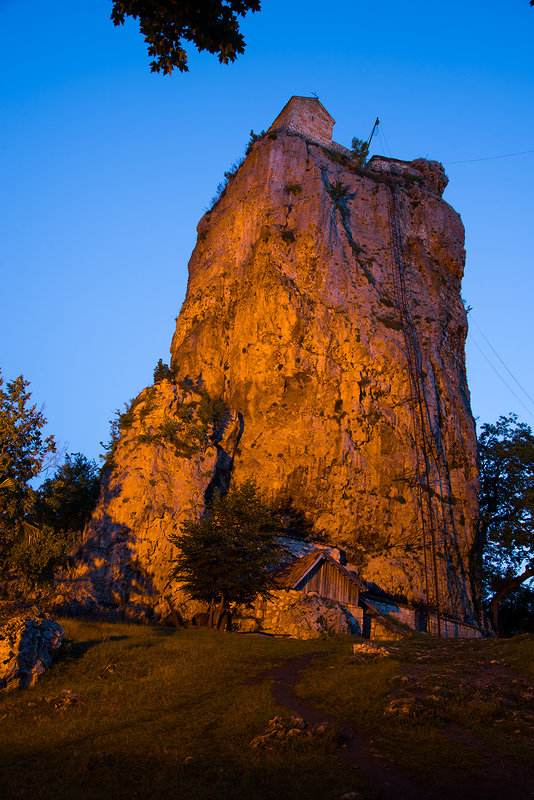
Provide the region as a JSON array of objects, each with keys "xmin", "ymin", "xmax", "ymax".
[{"xmin": 1, "ymin": 0, "xmax": 533, "ymax": 467}]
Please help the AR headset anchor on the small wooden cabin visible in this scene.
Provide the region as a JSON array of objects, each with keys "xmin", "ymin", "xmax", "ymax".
[{"xmin": 274, "ymin": 549, "xmax": 366, "ymax": 608}]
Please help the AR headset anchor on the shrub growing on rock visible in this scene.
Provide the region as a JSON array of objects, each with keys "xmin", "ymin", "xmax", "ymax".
[
  {"xmin": 351, "ymin": 137, "xmax": 369, "ymax": 167},
  {"xmin": 153, "ymin": 359, "xmax": 174, "ymax": 383}
]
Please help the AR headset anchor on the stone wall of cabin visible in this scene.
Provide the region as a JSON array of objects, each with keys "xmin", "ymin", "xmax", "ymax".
[
  {"xmin": 368, "ymin": 599, "xmax": 421, "ymax": 631},
  {"xmin": 427, "ymin": 616, "xmax": 483, "ymax": 638},
  {"xmin": 238, "ymin": 589, "xmax": 364, "ymax": 639},
  {"xmin": 368, "ymin": 598, "xmax": 484, "ymax": 639}
]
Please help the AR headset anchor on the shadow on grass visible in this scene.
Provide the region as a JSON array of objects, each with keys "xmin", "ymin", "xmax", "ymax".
[
  {"xmin": 152, "ymin": 626, "xmax": 185, "ymax": 637},
  {"xmin": 1, "ymin": 738, "xmax": 354, "ymax": 800},
  {"xmin": 61, "ymin": 635, "xmax": 130, "ymax": 661}
]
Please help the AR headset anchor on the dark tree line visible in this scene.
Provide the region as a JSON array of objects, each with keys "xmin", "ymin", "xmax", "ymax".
[
  {"xmin": 1, "ymin": 370, "xmax": 99, "ymax": 584},
  {"xmin": 478, "ymin": 414, "xmax": 534, "ymax": 634}
]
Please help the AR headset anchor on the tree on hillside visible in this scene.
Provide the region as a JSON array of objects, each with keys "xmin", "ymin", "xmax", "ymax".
[
  {"xmin": 35, "ymin": 453, "xmax": 100, "ymax": 534},
  {"xmin": 111, "ymin": 1, "xmax": 261, "ymax": 74},
  {"xmin": 169, "ymin": 479, "xmax": 284, "ymax": 628},
  {"xmin": 14, "ymin": 453, "xmax": 100, "ymax": 584},
  {"xmin": 478, "ymin": 414, "xmax": 534, "ymax": 633},
  {"xmin": 0, "ymin": 371, "xmax": 56, "ymax": 568}
]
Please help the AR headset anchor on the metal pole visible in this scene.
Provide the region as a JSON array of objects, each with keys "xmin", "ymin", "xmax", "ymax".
[{"xmin": 367, "ymin": 117, "xmax": 380, "ymax": 147}]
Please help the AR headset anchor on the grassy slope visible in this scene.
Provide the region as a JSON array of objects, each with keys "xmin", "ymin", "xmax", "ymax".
[
  {"xmin": 1, "ymin": 621, "xmax": 533, "ymax": 800},
  {"xmin": 297, "ymin": 634, "xmax": 534, "ymax": 781},
  {"xmin": 0, "ymin": 620, "xmax": 360, "ymax": 800}
]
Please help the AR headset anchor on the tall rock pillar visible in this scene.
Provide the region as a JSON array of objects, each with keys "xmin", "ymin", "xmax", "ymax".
[{"xmin": 170, "ymin": 98, "xmax": 480, "ymax": 624}]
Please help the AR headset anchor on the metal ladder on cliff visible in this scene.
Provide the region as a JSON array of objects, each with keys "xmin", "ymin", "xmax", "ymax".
[{"xmin": 386, "ymin": 186, "xmax": 448, "ymax": 637}]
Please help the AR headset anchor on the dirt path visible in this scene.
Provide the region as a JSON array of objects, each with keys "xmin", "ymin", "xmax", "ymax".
[
  {"xmin": 268, "ymin": 654, "xmax": 436, "ymax": 800},
  {"xmin": 267, "ymin": 653, "xmax": 534, "ymax": 800}
]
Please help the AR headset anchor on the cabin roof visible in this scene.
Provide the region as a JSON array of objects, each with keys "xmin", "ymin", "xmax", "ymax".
[{"xmin": 274, "ymin": 549, "xmax": 366, "ymax": 591}]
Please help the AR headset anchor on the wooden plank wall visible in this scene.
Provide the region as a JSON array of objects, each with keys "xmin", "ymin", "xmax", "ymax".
[{"xmin": 296, "ymin": 561, "xmax": 359, "ymax": 605}]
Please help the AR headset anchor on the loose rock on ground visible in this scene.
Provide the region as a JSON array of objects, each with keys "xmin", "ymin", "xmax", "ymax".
[{"xmin": 0, "ymin": 606, "xmax": 64, "ymax": 690}]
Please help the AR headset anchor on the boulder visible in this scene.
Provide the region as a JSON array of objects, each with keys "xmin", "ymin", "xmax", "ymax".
[
  {"xmin": 254, "ymin": 589, "xmax": 358, "ymax": 639},
  {"xmin": 0, "ymin": 607, "xmax": 64, "ymax": 690}
]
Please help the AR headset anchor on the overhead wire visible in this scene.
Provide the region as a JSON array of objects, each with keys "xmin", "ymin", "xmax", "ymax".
[
  {"xmin": 367, "ymin": 124, "xmax": 533, "ymax": 427},
  {"xmin": 468, "ymin": 334, "xmax": 534, "ymax": 425},
  {"xmin": 381, "ymin": 126, "xmax": 392, "ymax": 157},
  {"xmin": 469, "ymin": 315, "xmax": 534, "ymax": 411},
  {"xmin": 377, "ymin": 125, "xmax": 392, "ymax": 157},
  {"xmin": 367, "ymin": 116, "xmax": 532, "ymax": 166},
  {"xmin": 445, "ymin": 148, "xmax": 534, "ymax": 165}
]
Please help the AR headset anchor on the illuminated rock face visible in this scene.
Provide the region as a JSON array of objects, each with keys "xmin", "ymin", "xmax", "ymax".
[
  {"xmin": 58, "ymin": 382, "xmax": 242, "ymax": 620},
  {"xmin": 78, "ymin": 107, "xmax": 480, "ymax": 626},
  {"xmin": 169, "ymin": 130, "xmax": 480, "ymax": 623}
]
